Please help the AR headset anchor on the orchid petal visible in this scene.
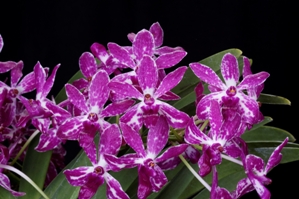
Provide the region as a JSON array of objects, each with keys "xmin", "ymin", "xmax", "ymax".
[
  {"xmin": 57, "ymin": 116, "xmax": 85, "ymax": 140},
  {"xmin": 0, "ymin": 173, "xmax": 26, "ymax": 196},
  {"xmin": 156, "ymin": 51, "xmax": 187, "ymax": 69},
  {"xmin": 154, "ymin": 46, "xmax": 184, "ymax": 55},
  {"xmin": 88, "ymin": 70, "xmax": 110, "ymax": 112},
  {"xmin": 221, "ymin": 53, "xmax": 239, "ymax": 87},
  {"xmin": 185, "ymin": 119, "xmax": 210, "ymax": 145},
  {"xmin": 34, "ymin": 62, "xmax": 46, "ymax": 97},
  {"xmin": 42, "ymin": 64, "xmax": 60, "ymax": 99},
  {"xmin": 10, "ymin": 61, "xmax": 23, "ymax": 87},
  {"xmin": 105, "ymin": 173, "xmax": 130, "ymax": 199},
  {"xmin": 0, "ymin": 61, "xmax": 17, "ymax": 74},
  {"xmin": 155, "ymin": 66, "xmax": 187, "ymax": 98},
  {"xmin": 149, "ymin": 22, "xmax": 164, "ymax": 47},
  {"xmin": 120, "ymin": 103, "xmax": 143, "ymax": 132},
  {"xmin": 147, "ymin": 116, "xmax": 169, "ymax": 157},
  {"xmin": 237, "ymin": 72, "xmax": 270, "ymax": 91},
  {"xmin": 0, "ymin": 34, "xmax": 3, "ymax": 52},
  {"xmin": 35, "ymin": 129, "xmax": 61, "ymax": 152},
  {"xmin": 137, "ymin": 166, "xmax": 152, "ymax": 199},
  {"xmin": 155, "ymin": 144, "xmax": 188, "ymax": 163},
  {"xmin": 109, "ymin": 81, "xmax": 143, "ymax": 100},
  {"xmin": 133, "ymin": 29, "xmax": 155, "ymax": 60},
  {"xmin": 159, "ymin": 101, "xmax": 190, "ymax": 128},
  {"xmin": 104, "ymin": 154, "xmax": 139, "ymax": 172},
  {"xmin": 158, "ymin": 91, "xmax": 180, "ymax": 101},
  {"xmin": 99, "ymin": 124, "xmax": 121, "ymax": 155},
  {"xmin": 190, "ymin": 62, "xmax": 225, "ymax": 90},
  {"xmin": 102, "ymin": 99, "xmax": 135, "ymax": 117},
  {"xmin": 90, "ymin": 42, "xmax": 109, "ymax": 63},
  {"xmin": 65, "ymin": 83, "xmax": 89, "ymax": 113},
  {"xmin": 120, "ymin": 122, "xmax": 146, "ymax": 157},
  {"xmin": 108, "ymin": 42, "xmax": 135, "ymax": 68},
  {"xmin": 79, "ymin": 52, "xmax": 97, "ymax": 79},
  {"xmin": 242, "ymin": 56, "xmax": 252, "ymax": 77},
  {"xmin": 196, "ymin": 92, "xmax": 223, "ymax": 120},
  {"xmin": 149, "ymin": 166, "xmax": 167, "ymax": 192},
  {"xmin": 64, "ymin": 166, "xmax": 94, "ymax": 186},
  {"xmin": 17, "ymin": 71, "xmax": 36, "ymax": 94},
  {"xmin": 137, "ymin": 55, "xmax": 158, "ymax": 94},
  {"xmin": 237, "ymin": 93, "xmax": 259, "ymax": 125}
]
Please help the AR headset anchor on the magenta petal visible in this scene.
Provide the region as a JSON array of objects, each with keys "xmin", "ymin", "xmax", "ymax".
[
  {"xmin": 0, "ymin": 61, "xmax": 17, "ymax": 74},
  {"xmin": 79, "ymin": 52, "xmax": 97, "ymax": 79},
  {"xmin": 265, "ymin": 137, "xmax": 288, "ymax": 173},
  {"xmin": 90, "ymin": 42, "xmax": 109, "ymax": 62},
  {"xmin": 196, "ymin": 92, "xmax": 223, "ymax": 120},
  {"xmin": 42, "ymin": 64, "xmax": 60, "ymax": 99},
  {"xmin": 137, "ymin": 55, "xmax": 158, "ymax": 94},
  {"xmin": 78, "ymin": 173, "xmax": 105, "ymax": 199},
  {"xmin": 120, "ymin": 122, "xmax": 146, "ymax": 157},
  {"xmin": 158, "ymin": 91, "xmax": 180, "ymax": 101},
  {"xmin": 34, "ymin": 62, "xmax": 46, "ymax": 96},
  {"xmin": 242, "ymin": 56, "xmax": 252, "ymax": 77},
  {"xmin": 45, "ymin": 100, "xmax": 71, "ymax": 123},
  {"xmin": 64, "ymin": 166, "xmax": 94, "ymax": 186},
  {"xmin": 237, "ymin": 93, "xmax": 259, "ymax": 125},
  {"xmin": 35, "ymin": 129, "xmax": 61, "ymax": 152},
  {"xmin": 159, "ymin": 101, "xmax": 190, "ymax": 128},
  {"xmin": 156, "ymin": 51, "xmax": 187, "ymax": 69},
  {"xmin": 65, "ymin": 83, "xmax": 89, "ymax": 113},
  {"xmin": 155, "ymin": 144, "xmax": 188, "ymax": 163},
  {"xmin": 147, "ymin": 116, "xmax": 169, "ymax": 157},
  {"xmin": 155, "ymin": 66, "xmax": 187, "ymax": 98},
  {"xmin": 155, "ymin": 46, "xmax": 184, "ymax": 55},
  {"xmin": 104, "ymin": 154, "xmax": 139, "ymax": 171},
  {"xmin": 105, "ymin": 173, "xmax": 130, "ymax": 199},
  {"xmin": 237, "ymin": 72, "xmax": 270, "ymax": 91},
  {"xmin": 246, "ymin": 155, "xmax": 265, "ymax": 174},
  {"xmin": 137, "ymin": 166, "xmax": 152, "ymax": 199},
  {"xmin": 208, "ymin": 100, "xmax": 223, "ymax": 138},
  {"xmin": 221, "ymin": 53, "xmax": 239, "ymax": 86},
  {"xmin": 17, "ymin": 71, "xmax": 36, "ymax": 94},
  {"xmin": 88, "ymin": 70, "xmax": 110, "ymax": 111},
  {"xmin": 157, "ymin": 156, "xmax": 181, "ymax": 171},
  {"xmin": 57, "ymin": 117, "xmax": 84, "ymax": 140},
  {"xmin": 149, "ymin": 166, "xmax": 167, "ymax": 192},
  {"xmin": 250, "ymin": 178, "xmax": 271, "ymax": 199},
  {"xmin": 189, "ymin": 62, "xmax": 225, "ymax": 90},
  {"xmin": 72, "ymin": 78, "xmax": 89, "ymax": 90},
  {"xmin": 109, "ymin": 81, "xmax": 143, "ymax": 100},
  {"xmin": 99, "ymin": 124, "xmax": 121, "ymax": 155},
  {"xmin": 133, "ymin": 29, "xmax": 155, "ymax": 60},
  {"xmin": 10, "ymin": 61, "xmax": 23, "ymax": 87},
  {"xmin": 233, "ymin": 178, "xmax": 254, "ymax": 198},
  {"xmin": 102, "ymin": 99, "xmax": 135, "ymax": 117},
  {"xmin": 120, "ymin": 103, "xmax": 143, "ymax": 132},
  {"xmin": 149, "ymin": 22, "xmax": 164, "ymax": 47},
  {"xmin": 108, "ymin": 42, "xmax": 135, "ymax": 68},
  {"xmin": 0, "ymin": 173, "xmax": 26, "ymax": 196},
  {"xmin": 185, "ymin": 119, "xmax": 210, "ymax": 144}
]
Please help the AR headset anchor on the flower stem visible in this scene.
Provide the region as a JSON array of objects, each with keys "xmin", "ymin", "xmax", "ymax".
[
  {"xmin": 0, "ymin": 164, "xmax": 50, "ymax": 199},
  {"xmin": 200, "ymin": 120, "xmax": 209, "ymax": 131},
  {"xmin": 10, "ymin": 130, "xmax": 40, "ymax": 166},
  {"xmin": 221, "ymin": 154, "xmax": 243, "ymax": 166},
  {"xmin": 178, "ymin": 154, "xmax": 211, "ymax": 191}
]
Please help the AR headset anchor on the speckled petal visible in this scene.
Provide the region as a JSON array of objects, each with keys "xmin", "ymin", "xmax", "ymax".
[
  {"xmin": 237, "ymin": 72, "xmax": 270, "ymax": 91},
  {"xmin": 156, "ymin": 51, "xmax": 187, "ymax": 69},
  {"xmin": 159, "ymin": 101, "xmax": 190, "ymax": 128},
  {"xmin": 185, "ymin": 119, "xmax": 210, "ymax": 145},
  {"xmin": 155, "ymin": 144, "xmax": 188, "ymax": 163},
  {"xmin": 17, "ymin": 71, "xmax": 36, "ymax": 94},
  {"xmin": 10, "ymin": 61, "xmax": 23, "ymax": 87},
  {"xmin": 0, "ymin": 61, "xmax": 17, "ymax": 73},
  {"xmin": 79, "ymin": 52, "xmax": 97, "ymax": 79},
  {"xmin": 99, "ymin": 124, "xmax": 121, "ymax": 156},
  {"xmin": 0, "ymin": 173, "xmax": 26, "ymax": 196},
  {"xmin": 221, "ymin": 53, "xmax": 239, "ymax": 87},
  {"xmin": 90, "ymin": 42, "xmax": 109, "ymax": 63},
  {"xmin": 120, "ymin": 103, "xmax": 143, "ymax": 132},
  {"xmin": 64, "ymin": 166, "xmax": 94, "ymax": 186},
  {"xmin": 65, "ymin": 83, "xmax": 89, "ymax": 113},
  {"xmin": 137, "ymin": 55, "xmax": 158, "ymax": 94},
  {"xmin": 149, "ymin": 22, "xmax": 164, "ymax": 47},
  {"xmin": 190, "ymin": 62, "xmax": 225, "ymax": 90},
  {"xmin": 57, "ymin": 116, "xmax": 85, "ymax": 140},
  {"xmin": 42, "ymin": 64, "xmax": 60, "ymax": 99},
  {"xmin": 155, "ymin": 66, "xmax": 187, "ymax": 98},
  {"xmin": 108, "ymin": 42, "xmax": 135, "ymax": 68},
  {"xmin": 109, "ymin": 81, "xmax": 143, "ymax": 100},
  {"xmin": 133, "ymin": 29, "xmax": 155, "ymax": 60},
  {"xmin": 237, "ymin": 93, "xmax": 259, "ymax": 125},
  {"xmin": 102, "ymin": 99, "xmax": 135, "ymax": 117},
  {"xmin": 155, "ymin": 46, "xmax": 184, "ymax": 55},
  {"xmin": 105, "ymin": 173, "xmax": 130, "ymax": 199},
  {"xmin": 147, "ymin": 116, "xmax": 169, "ymax": 158},
  {"xmin": 0, "ymin": 34, "xmax": 3, "ymax": 52},
  {"xmin": 88, "ymin": 70, "xmax": 110, "ymax": 112},
  {"xmin": 120, "ymin": 122, "xmax": 146, "ymax": 157}
]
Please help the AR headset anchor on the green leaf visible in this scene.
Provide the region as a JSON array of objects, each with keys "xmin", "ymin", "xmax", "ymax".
[
  {"xmin": 55, "ymin": 70, "xmax": 84, "ymax": 103},
  {"xmin": 245, "ymin": 116, "xmax": 273, "ymax": 132},
  {"xmin": 42, "ymin": 150, "xmax": 91, "ymax": 199},
  {"xmin": 192, "ymin": 171, "xmax": 246, "ymax": 199},
  {"xmin": 258, "ymin": 93, "xmax": 291, "ymax": 105},
  {"xmin": 242, "ymin": 126, "xmax": 295, "ymax": 142},
  {"xmin": 19, "ymin": 135, "xmax": 52, "ymax": 199},
  {"xmin": 0, "ymin": 187, "xmax": 18, "ymax": 199}
]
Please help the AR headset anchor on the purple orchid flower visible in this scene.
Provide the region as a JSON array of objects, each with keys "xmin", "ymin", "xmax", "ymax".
[
  {"xmin": 57, "ymin": 69, "xmax": 134, "ymax": 160},
  {"xmin": 109, "ymin": 55, "xmax": 189, "ymax": 131},
  {"xmin": 105, "ymin": 116, "xmax": 188, "ymax": 199},
  {"xmin": 189, "ymin": 53, "xmax": 269, "ymax": 125},
  {"xmin": 244, "ymin": 137, "xmax": 288, "ymax": 199},
  {"xmin": 185, "ymin": 100, "xmax": 244, "ymax": 176},
  {"xmin": 0, "ymin": 145, "xmax": 26, "ymax": 197},
  {"xmin": 64, "ymin": 124, "xmax": 129, "ymax": 199}
]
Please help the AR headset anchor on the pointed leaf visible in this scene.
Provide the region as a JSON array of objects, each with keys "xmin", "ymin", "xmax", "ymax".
[{"xmin": 258, "ymin": 93, "xmax": 291, "ymax": 105}]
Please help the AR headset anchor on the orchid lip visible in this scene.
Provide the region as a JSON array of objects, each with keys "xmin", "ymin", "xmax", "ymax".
[
  {"xmin": 9, "ymin": 89, "xmax": 19, "ymax": 98},
  {"xmin": 88, "ymin": 112, "xmax": 98, "ymax": 122},
  {"xmin": 226, "ymin": 86, "xmax": 237, "ymax": 97},
  {"xmin": 144, "ymin": 94, "xmax": 155, "ymax": 105},
  {"xmin": 94, "ymin": 166, "xmax": 105, "ymax": 175}
]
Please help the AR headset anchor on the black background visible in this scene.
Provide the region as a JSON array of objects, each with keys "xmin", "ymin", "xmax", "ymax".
[{"xmin": 0, "ymin": 1, "xmax": 297, "ymax": 198}]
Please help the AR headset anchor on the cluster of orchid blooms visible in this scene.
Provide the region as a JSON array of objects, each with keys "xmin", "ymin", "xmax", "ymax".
[{"xmin": 0, "ymin": 22, "xmax": 288, "ymax": 199}]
